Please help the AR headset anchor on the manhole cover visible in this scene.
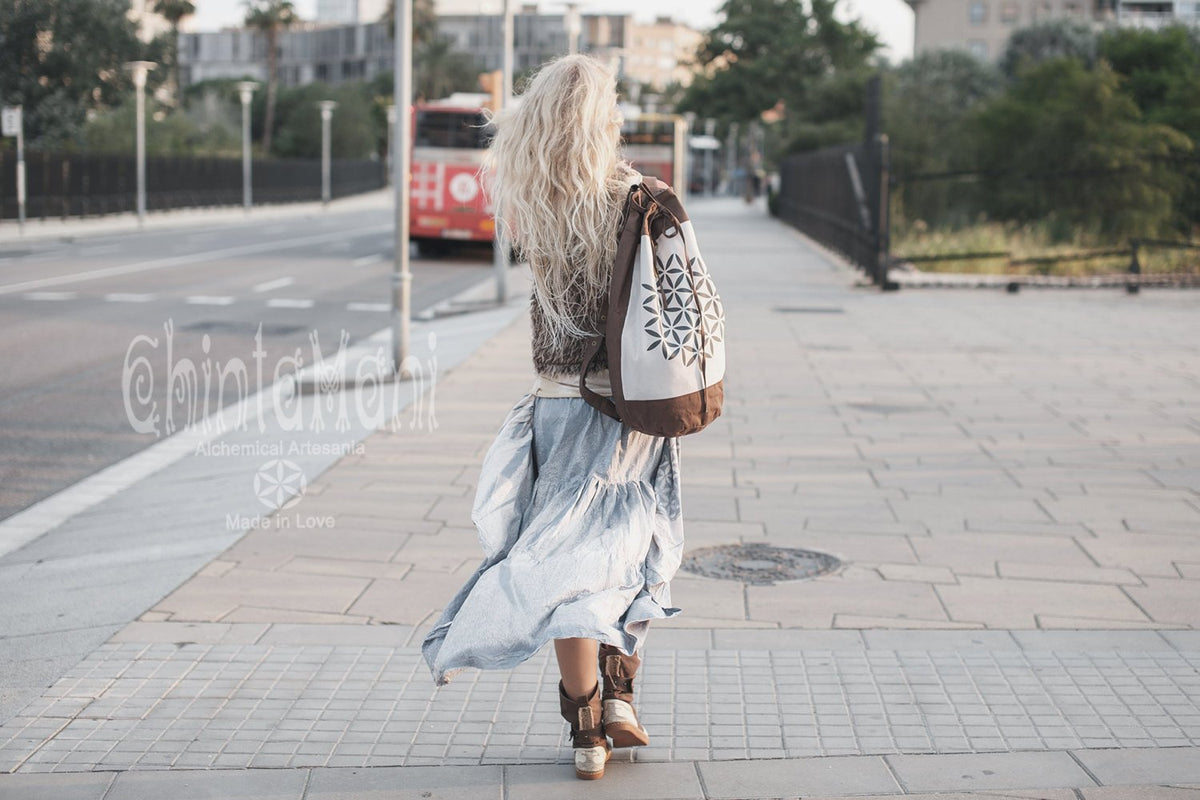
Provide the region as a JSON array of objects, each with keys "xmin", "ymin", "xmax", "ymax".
[{"xmin": 681, "ymin": 543, "xmax": 842, "ymax": 585}]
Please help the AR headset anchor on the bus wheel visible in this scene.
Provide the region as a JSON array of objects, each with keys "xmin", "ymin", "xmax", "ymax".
[{"xmin": 414, "ymin": 237, "xmax": 450, "ymax": 258}]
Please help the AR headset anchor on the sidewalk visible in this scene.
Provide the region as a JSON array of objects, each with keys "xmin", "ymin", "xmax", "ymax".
[{"xmin": 0, "ymin": 198, "xmax": 1198, "ymax": 798}]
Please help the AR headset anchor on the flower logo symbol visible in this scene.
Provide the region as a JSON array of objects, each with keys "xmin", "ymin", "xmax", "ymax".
[{"xmin": 254, "ymin": 459, "xmax": 307, "ymax": 511}]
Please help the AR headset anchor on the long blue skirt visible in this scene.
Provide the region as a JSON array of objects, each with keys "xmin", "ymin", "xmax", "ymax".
[{"xmin": 421, "ymin": 391, "xmax": 684, "ymax": 686}]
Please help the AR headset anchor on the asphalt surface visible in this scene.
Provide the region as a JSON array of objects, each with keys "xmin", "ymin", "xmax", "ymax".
[{"xmin": 0, "ymin": 206, "xmax": 494, "ymax": 523}]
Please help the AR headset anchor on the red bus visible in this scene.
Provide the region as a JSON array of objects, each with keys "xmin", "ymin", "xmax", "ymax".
[
  {"xmin": 621, "ymin": 113, "xmax": 688, "ymax": 200},
  {"xmin": 410, "ymin": 103, "xmax": 495, "ymax": 253}
]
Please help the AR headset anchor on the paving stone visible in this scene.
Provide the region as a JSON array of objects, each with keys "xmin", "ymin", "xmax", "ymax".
[
  {"xmin": 304, "ymin": 764, "xmax": 503, "ymax": 799},
  {"xmin": 0, "ymin": 771, "xmax": 115, "ymax": 800},
  {"xmin": 505, "ymin": 761, "xmax": 702, "ymax": 799},
  {"xmin": 1081, "ymin": 788, "xmax": 1200, "ymax": 799},
  {"xmin": 885, "ymin": 751, "xmax": 1096, "ymax": 792},
  {"xmin": 697, "ymin": 754, "xmax": 899, "ymax": 798},
  {"xmin": 936, "ymin": 576, "xmax": 1149, "ymax": 628},
  {"xmin": 1073, "ymin": 746, "xmax": 1200, "ymax": 784},
  {"xmin": 107, "ymin": 767, "xmax": 309, "ymax": 799},
  {"xmin": 878, "ymin": 564, "xmax": 959, "ymax": 584}
]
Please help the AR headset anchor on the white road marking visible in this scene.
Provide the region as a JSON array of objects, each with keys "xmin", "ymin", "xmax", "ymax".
[
  {"xmin": 186, "ymin": 295, "xmax": 235, "ymax": 306},
  {"xmin": 24, "ymin": 291, "xmax": 78, "ymax": 301},
  {"xmin": 346, "ymin": 302, "xmax": 390, "ymax": 312},
  {"xmin": 0, "ymin": 224, "xmax": 392, "ymax": 296},
  {"xmin": 352, "ymin": 253, "xmax": 384, "ymax": 268},
  {"xmin": 267, "ymin": 298, "xmax": 315, "ymax": 309},
  {"xmin": 252, "ymin": 277, "xmax": 295, "ymax": 293},
  {"xmin": 104, "ymin": 293, "xmax": 156, "ymax": 303}
]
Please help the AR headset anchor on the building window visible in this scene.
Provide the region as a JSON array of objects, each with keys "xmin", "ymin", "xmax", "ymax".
[
  {"xmin": 1031, "ymin": 0, "xmax": 1052, "ymax": 19},
  {"xmin": 1064, "ymin": 0, "xmax": 1081, "ymax": 15},
  {"xmin": 969, "ymin": 0, "xmax": 988, "ymax": 23},
  {"xmin": 967, "ymin": 38, "xmax": 988, "ymax": 58},
  {"xmin": 1001, "ymin": 1, "xmax": 1020, "ymax": 22}
]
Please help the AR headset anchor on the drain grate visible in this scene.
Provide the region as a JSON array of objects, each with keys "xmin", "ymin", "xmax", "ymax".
[
  {"xmin": 681, "ymin": 543, "xmax": 842, "ymax": 585},
  {"xmin": 774, "ymin": 306, "xmax": 845, "ymax": 314}
]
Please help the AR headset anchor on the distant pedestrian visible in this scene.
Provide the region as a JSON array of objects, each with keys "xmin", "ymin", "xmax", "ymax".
[{"xmin": 421, "ymin": 54, "xmax": 686, "ymax": 781}]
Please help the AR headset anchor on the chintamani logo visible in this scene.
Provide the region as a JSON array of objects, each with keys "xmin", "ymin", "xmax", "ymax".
[
  {"xmin": 225, "ymin": 459, "xmax": 333, "ymax": 531},
  {"xmin": 254, "ymin": 459, "xmax": 307, "ymax": 511}
]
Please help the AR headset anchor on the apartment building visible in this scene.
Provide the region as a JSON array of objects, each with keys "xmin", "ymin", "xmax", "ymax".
[
  {"xmin": 179, "ymin": 7, "xmax": 701, "ymax": 94},
  {"xmin": 905, "ymin": 0, "xmax": 1197, "ymax": 61},
  {"xmin": 622, "ymin": 16, "xmax": 704, "ymax": 90}
]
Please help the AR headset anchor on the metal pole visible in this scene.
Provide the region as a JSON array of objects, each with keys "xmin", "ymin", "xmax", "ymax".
[
  {"xmin": 392, "ymin": 0, "xmax": 413, "ymax": 374},
  {"xmin": 704, "ymin": 118, "xmax": 716, "ymax": 197},
  {"xmin": 726, "ymin": 121, "xmax": 738, "ymax": 197},
  {"xmin": 385, "ymin": 104, "xmax": 397, "ymax": 186},
  {"xmin": 125, "ymin": 61, "xmax": 155, "ymax": 225},
  {"xmin": 14, "ymin": 108, "xmax": 25, "ymax": 233},
  {"xmin": 502, "ymin": 0, "xmax": 515, "ymax": 104},
  {"xmin": 317, "ymin": 100, "xmax": 337, "ymax": 206},
  {"xmin": 565, "ymin": 2, "xmax": 581, "ymax": 55},
  {"xmin": 493, "ymin": 0, "xmax": 515, "ymax": 304},
  {"xmin": 238, "ymin": 82, "xmax": 256, "ymax": 211}
]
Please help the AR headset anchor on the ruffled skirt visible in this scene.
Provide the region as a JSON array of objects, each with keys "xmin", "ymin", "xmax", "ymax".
[{"xmin": 421, "ymin": 391, "xmax": 684, "ymax": 686}]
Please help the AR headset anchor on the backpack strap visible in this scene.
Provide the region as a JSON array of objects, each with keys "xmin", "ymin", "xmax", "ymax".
[{"xmin": 579, "ymin": 182, "xmax": 651, "ymax": 421}]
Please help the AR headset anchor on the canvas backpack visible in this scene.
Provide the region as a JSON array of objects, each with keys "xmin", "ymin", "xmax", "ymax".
[{"xmin": 578, "ymin": 177, "xmax": 726, "ymax": 437}]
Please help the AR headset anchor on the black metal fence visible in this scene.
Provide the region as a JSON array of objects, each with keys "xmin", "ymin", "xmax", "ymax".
[
  {"xmin": 773, "ymin": 136, "xmax": 892, "ymax": 287},
  {"xmin": 0, "ymin": 151, "xmax": 386, "ymax": 221}
]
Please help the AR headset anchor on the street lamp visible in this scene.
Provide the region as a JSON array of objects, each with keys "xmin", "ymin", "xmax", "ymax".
[
  {"xmin": 565, "ymin": 2, "xmax": 582, "ymax": 55},
  {"xmin": 392, "ymin": 0, "xmax": 413, "ymax": 374},
  {"xmin": 704, "ymin": 118, "xmax": 716, "ymax": 197},
  {"xmin": 237, "ymin": 81, "xmax": 257, "ymax": 211},
  {"xmin": 385, "ymin": 104, "xmax": 397, "ymax": 186},
  {"xmin": 316, "ymin": 100, "xmax": 338, "ymax": 206},
  {"xmin": 124, "ymin": 61, "xmax": 156, "ymax": 225},
  {"xmin": 493, "ymin": 0, "xmax": 516, "ymax": 304}
]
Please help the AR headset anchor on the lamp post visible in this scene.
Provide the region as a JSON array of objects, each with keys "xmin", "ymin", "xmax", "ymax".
[
  {"xmin": 704, "ymin": 118, "xmax": 716, "ymax": 197},
  {"xmin": 565, "ymin": 2, "xmax": 582, "ymax": 55},
  {"xmin": 493, "ymin": 0, "xmax": 516, "ymax": 304},
  {"xmin": 385, "ymin": 104, "xmax": 397, "ymax": 186},
  {"xmin": 317, "ymin": 100, "xmax": 337, "ymax": 206},
  {"xmin": 124, "ymin": 61, "xmax": 156, "ymax": 225},
  {"xmin": 392, "ymin": 0, "xmax": 413, "ymax": 374},
  {"xmin": 237, "ymin": 81, "xmax": 257, "ymax": 211}
]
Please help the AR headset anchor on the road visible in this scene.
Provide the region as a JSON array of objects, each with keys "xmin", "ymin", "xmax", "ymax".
[{"xmin": 0, "ymin": 202, "xmax": 494, "ymax": 523}]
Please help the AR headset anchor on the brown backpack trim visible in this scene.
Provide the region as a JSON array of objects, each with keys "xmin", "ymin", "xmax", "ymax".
[{"xmin": 579, "ymin": 178, "xmax": 715, "ymax": 434}]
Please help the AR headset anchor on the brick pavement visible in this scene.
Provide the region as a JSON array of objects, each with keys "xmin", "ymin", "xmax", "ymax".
[{"xmin": 2, "ymin": 198, "xmax": 1199, "ymax": 797}]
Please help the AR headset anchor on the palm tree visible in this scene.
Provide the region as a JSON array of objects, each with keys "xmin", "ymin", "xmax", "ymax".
[
  {"xmin": 154, "ymin": 0, "xmax": 196, "ymax": 104},
  {"xmin": 383, "ymin": 0, "xmax": 478, "ymax": 102},
  {"xmin": 244, "ymin": 0, "xmax": 297, "ymax": 155}
]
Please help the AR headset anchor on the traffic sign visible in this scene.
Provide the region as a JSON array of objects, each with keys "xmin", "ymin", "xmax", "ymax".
[{"xmin": 1, "ymin": 106, "xmax": 20, "ymax": 137}]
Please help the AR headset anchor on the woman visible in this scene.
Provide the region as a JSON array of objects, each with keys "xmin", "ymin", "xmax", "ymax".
[{"xmin": 420, "ymin": 54, "xmax": 686, "ymax": 781}]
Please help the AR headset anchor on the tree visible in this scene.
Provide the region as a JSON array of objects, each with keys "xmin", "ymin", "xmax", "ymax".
[
  {"xmin": 272, "ymin": 82, "xmax": 379, "ymax": 159},
  {"xmin": 382, "ymin": 0, "xmax": 436, "ymax": 44},
  {"xmin": 883, "ymin": 50, "xmax": 1004, "ymax": 227},
  {"xmin": 0, "ymin": 0, "xmax": 147, "ymax": 147},
  {"xmin": 244, "ymin": 0, "xmax": 296, "ymax": 155},
  {"xmin": 379, "ymin": 0, "xmax": 477, "ymax": 102},
  {"xmin": 1099, "ymin": 24, "xmax": 1200, "ymax": 140},
  {"xmin": 999, "ymin": 19, "xmax": 1097, "ymax": 79},
  {"xmin": 968, "ymin": 58, "xmax": 1193, "ymax": 240},
  {"xmin": 679, "ymin": 0, "xmax": 882, "ymax": 153},
  {"xmin": 154, "ymin": 0, "xmax": 195, "ymax": 104}
]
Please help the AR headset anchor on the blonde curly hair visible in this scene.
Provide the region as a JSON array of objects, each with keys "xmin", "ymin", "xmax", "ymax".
[{"xmin": 483, "ymin": 54, "xmax": 638, "ymax": 343}]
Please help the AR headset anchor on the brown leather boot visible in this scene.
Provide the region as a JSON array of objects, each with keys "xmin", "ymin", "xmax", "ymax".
[
  {"xmin": 558, "ymin": 680, "xmax": 611, "ymax": 780},
  {"xmin": 599, "ymin": 643, "xmax": 650, "ymax": 747}
]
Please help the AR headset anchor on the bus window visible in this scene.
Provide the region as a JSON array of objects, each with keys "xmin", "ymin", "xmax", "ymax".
[{"xmin": 415, "ymin": 110, "xmax": 493, "ymax": 149}]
